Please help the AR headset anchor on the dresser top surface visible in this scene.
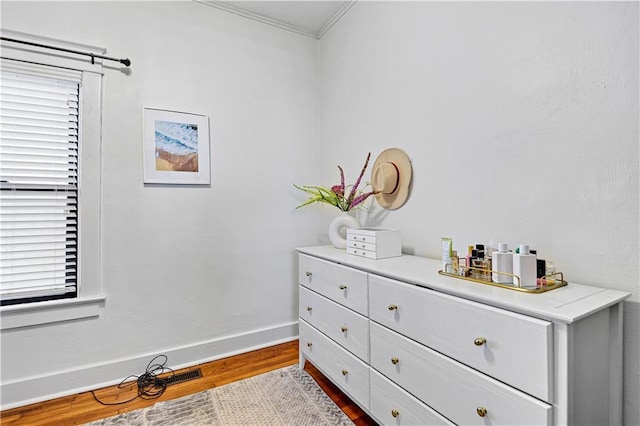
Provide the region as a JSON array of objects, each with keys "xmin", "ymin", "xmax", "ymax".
[{"xmin": 297, "ymin": 246, "xmax": 630, "ymax": 323}]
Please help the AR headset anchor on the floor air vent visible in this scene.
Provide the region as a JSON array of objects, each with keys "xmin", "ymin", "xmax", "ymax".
[{"xmin": 165, "ymin": 368, "xmax": 203, "ymax": 386}]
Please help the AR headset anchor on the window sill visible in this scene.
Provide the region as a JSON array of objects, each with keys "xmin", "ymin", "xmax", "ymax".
[{"xmin": 0, "ymin": 296, "xmax": 105, "ymax": 330}]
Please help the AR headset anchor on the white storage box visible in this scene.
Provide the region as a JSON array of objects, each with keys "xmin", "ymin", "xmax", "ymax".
[{"xmin": 346, "ymin": 228, "xmax": 401, "ymax": 260}]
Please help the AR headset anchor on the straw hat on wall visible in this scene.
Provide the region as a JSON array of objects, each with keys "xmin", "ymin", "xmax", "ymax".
[{"xmin": 371, "ymin": 148, "xmax": 413, "ymax": 210}]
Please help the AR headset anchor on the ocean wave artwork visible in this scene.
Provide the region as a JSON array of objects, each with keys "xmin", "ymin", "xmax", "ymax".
[
  {"xmin": 154, "ymin": 120, "xmax": 199, "ymax": 172},
  {"xmin": 154, "ymin": 120, "xmax": 199, "ymax": 156}
]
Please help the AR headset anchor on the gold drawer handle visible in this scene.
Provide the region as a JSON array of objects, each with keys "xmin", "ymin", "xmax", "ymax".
[
  {"xmin": 341, "ymin": 326, "xmax": 348, "ymax": 333},
  {"xmin": 474, "ymin": 337, "xmax": 487, "ymax": 346},
  {"xmin": 391, "ymin": 409, "xmax": 400, "ymax": 418},
  {"xmin": 306, "ymin": 342, "xmax": 312, "ymax": 348},
  {"xmin": 341, "ymin": 369, "xmax": 348, "ymax": 376},
  {"xmin": 339, "ymin": 285, "xmax": 347, "ymax": 290},
  {"xmin": 305, "ymin": 271, "xmax": 312, "ymax": 277},
  {"xmin": 388, "ymin": 304, "xmax": 398, "ymax": 311},
  {"xmin": 477, "ymin": 407, "xmax": 487, "ymax": 417},
  {"xmin": 307, "ymin": 306, "xmax": 313, "ymax": 312},
  {"xmin": 391, "ymin": 357, "xmax": 399, "ymax": 365}
]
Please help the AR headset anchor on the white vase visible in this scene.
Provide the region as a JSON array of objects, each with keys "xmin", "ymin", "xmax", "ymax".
[{"xmin": 328, "ymin": 212, "xmax": 360, "ymax": 249}]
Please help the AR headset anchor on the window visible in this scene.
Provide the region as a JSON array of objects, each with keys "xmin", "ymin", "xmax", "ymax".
[
  {"xmin": 1, "ymin": 68, "xmax": 81, "ymax": 305},
  {"xmin": 0, "ymin": 31, "xmax": 105, "ymax": 329}
]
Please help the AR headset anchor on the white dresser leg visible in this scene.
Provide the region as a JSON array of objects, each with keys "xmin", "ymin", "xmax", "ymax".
[{"xmin": 299, "ymin": 352, "xmax": 306, "ymax": 369}]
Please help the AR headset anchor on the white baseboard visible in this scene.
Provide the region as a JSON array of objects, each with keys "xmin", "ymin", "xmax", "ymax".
[{"xmin": 1, "ymin": 321, "xmax": 299, "ymax": 410}]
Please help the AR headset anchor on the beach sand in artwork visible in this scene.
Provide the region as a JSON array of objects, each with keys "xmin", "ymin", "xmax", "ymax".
[{"xmin": 155, "ymin": 148, "xmax": 199, "ymax": 172}]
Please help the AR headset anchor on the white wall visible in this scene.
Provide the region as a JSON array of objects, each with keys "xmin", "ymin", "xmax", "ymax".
[
  {"xmin": 0, "ymin": 1, "xmax": 320, "ymax": 408},
  {"xmin": 1, "ymin": 1, "xmax": 638, "ymax": 423},
  {"xmin": 318, "ymin": 2, "xmax": 639, "ymax": 424}
]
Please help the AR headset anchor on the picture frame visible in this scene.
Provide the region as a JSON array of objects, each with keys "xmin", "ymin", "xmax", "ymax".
[{"xmin": 142, "ymin": 108, "xmax": 211, "ymax": 184}]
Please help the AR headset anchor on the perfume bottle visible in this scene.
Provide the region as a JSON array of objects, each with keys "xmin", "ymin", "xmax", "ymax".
[
  {"xmin": 491, "ymin": 243, "xmax": 513, "ymax": 284},
  {"xmin": 469, "ymin": 249, "xmax": 478, "ymax": 278},
  {"xmin": 471, "ymin": 249, "xmax": 489, "ymax": 280},
  {"xmin": 513, "ymin": 244, "xmax": 537, "ymax": 288},
  {"xmin": 458, "ymin": 256, "xmax": 469, "ymax": 276},
  {"xmin": 465, "ymin": 245, "xmax": 474, "ymax": 275},
  {"xmin": 529, "ymin": 249, "xmax": 547, "ymax": 278},
  {"xmin": 451, "ymin": 250, "xmax": 460, "ymax": 275}
]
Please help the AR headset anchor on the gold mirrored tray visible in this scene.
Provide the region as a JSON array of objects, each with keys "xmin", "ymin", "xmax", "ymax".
[{"xmin": 438, "ymin": 266, "xmax": 567, "ymax": 294}]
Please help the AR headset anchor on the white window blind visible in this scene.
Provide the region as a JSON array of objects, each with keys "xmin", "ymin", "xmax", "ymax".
[{"xmin": 0, "ymin": 68, "xmax": 81, "ymax": 304}]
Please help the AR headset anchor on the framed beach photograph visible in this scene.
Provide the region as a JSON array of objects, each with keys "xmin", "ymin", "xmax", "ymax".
[{"xmin": 142, "ymin": 108, "xmax": 211, "ymax": 184}]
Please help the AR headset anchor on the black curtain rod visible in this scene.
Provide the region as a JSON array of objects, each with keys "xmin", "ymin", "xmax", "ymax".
[{"xmin": 1, "ymin": 36, "xmax": 131, "ymax": 67}]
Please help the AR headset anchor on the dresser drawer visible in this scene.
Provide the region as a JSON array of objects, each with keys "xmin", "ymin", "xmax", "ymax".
[
  {"xmin": 369, "ymin": 275, "xmax": 552, "ymax": 401},
  {"xmin": 299, "ymin": 286, "xmax": 369, "ymax": 362},
  {"xmin": 299, "ymin": 319, "xmax": 370, "ymax": 410},
  {"xmin": 298, "ymin": 254, "xmax": 368, "ymax": 315},
  {"xmin": 347, "ymin": 233, "xmax": 376, "ymax": 244},
  {"xmin": 370, "ymin": 369, "xmax": 453, "ymax": 426},
  {"xmin": 370, "ymin": 322, "xmax": 552, "ymax": 426},
  {"xmin": 346, "ymin": 247, "xmax": 377, "ymax": 259},
  {"xmin": 347, "ymin": 240, "xmax": 376, "ymax": 251}
]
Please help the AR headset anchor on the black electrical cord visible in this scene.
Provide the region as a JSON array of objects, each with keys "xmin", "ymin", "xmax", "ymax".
[{"xmin": 91, "ymin": 355, "xmax": 175, "ymax": 406}]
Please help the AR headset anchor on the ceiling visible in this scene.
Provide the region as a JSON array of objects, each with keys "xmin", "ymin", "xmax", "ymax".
[{"xmin": 194, "ymin": 1, "xmax": 355, "ymax": 39}]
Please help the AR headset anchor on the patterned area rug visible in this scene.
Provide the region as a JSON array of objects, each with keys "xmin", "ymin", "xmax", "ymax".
[{"xmin": 85, "ymin": 365, "xmax": 354, "ymax": 426}]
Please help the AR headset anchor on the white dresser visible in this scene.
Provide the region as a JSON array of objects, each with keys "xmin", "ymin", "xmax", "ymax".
[{"xmin": 297, "ymin": 246, "xmax": 630, "ymax": 426}]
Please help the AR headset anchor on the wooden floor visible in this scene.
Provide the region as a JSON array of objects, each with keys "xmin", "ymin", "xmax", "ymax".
[{"xmin": 0, "ymin": 340, "xmax": 377, "ymax": 426}]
